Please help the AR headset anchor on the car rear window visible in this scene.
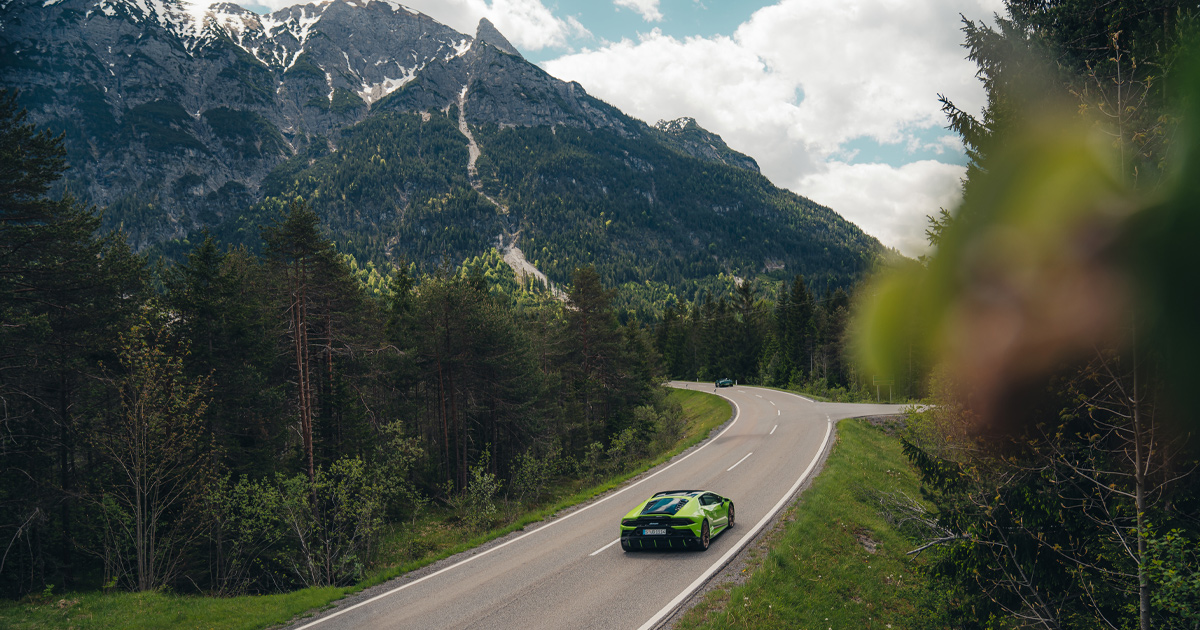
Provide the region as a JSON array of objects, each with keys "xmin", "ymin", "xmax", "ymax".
[{"xmin": 641, "ymin": 497, "xmax": 687, "ymax": 514}]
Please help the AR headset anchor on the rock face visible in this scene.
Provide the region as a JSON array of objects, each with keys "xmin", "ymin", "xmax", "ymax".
[
  {"xmin": 654, "ymin": 117, "xmax": 760, "ymax": 173},
  {"xmin": 474, "ymin": 17, "xmax": 520, "ymax": 58},
  {"xmin": 1, "ymin": 0, "xmax": 755, "ymax": 246}
]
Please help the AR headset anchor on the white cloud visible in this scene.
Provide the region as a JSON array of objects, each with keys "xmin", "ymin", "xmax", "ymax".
[
  {"xmin": 613, "ymin": 0, "xmax": 662, "ymax": 22},
  {"xmin": 244, "ymin": 0, "xmax": 587, "ymax": 51},
  {"xmin": 544, "ymin": 30, "xmax": 823, "ymax": 186},
  {"xmin": 542, "ymin": 0, "xmax": 1003, "ymax": 253},
  {"xmin": 799, "ymin": 160, "xmax": 966, "ymax": 256}
]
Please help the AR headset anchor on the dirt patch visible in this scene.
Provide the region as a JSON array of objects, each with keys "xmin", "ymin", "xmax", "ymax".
[
  {"xmin": 855, "ymin": 528, "xmax": 879, "ymax": 554},
  {"xmin": 861, "ymin": 414, "xmax": 906, "ymax": 435}
]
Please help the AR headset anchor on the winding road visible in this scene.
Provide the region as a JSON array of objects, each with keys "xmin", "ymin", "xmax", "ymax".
[{"xmin": 288, "ymin": 383, "xmax": 906, "ymax": 630}]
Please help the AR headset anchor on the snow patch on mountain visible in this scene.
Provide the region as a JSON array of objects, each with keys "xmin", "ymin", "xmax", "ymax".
[
  {"xmin": 258, "ymin": 3, "xmax": 324, "ymax": 47},
  {"xmin": 446, "ymin": 38, "xmax": 471, "ymax": 60},
  {"xmin": 358, "ymin": 66, "xmax": 420, "ymax": 105},
  {"xmin": 94, "ymin": 0, "xmax": 205, "ymax": 42}
]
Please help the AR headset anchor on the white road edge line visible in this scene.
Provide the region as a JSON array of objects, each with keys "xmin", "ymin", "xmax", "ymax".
[
  {"xmin": 292, "ymin": 387, "xmax": 743, "ymax": 630},
  {"xmin": 637, "ymin": 400, "xmax": 833, "ymax": 630},
  {"xmin": 590, "ymin": 538, "xmax": 621, "ymax": 556},
  {"xmin": 726, "ymin": 452, "xmax": 753, "ymax": 472},
  {"xmin": 770, "ymin": 424, "xmax": 777, "ymax": 435}
]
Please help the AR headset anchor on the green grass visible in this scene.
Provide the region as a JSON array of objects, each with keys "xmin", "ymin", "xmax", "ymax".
[
  {"xmin": 675, "ymin": 418, "xmax": 930, "ymax": 630},
  {"xmin": 0, "ymin": 587, "xmax": 346, "ymax": 630},
  {"xmin": 669, "ymin": 388, "xmax": 733, "ymax": 443},
  {"xmin": 0, "ymin": 388, "xmax": 731, "ymax": 630}
]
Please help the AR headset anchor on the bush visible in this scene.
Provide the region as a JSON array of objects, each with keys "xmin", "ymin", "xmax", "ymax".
[
  {"xmin": 460, "ymin": 451, "xmax": 503, "ymax": 531},
  {"xmin": 211, "ymin": 457, "xmax": 386, "ymax": 591},
  {"xmin": 374, "ymin": 421, "xmax": 428, "ymax": 524},
  {"xmin": 508, "ymin": 445, "xmax": 560, "ymax": 506},
  {"xmin": 277, "ymin": 458, "xmax": 386, "ymax": 587},
  {"xmin": 581, "ymin": 441, "xmax": 605, "ymax": 481},
  {"xmin": 605, "ymin": 427, "xmax": 639, "ymax": 475},
  {"xmin": 209, "ymin": 475, "xmax": 289, "ymax": 595}
]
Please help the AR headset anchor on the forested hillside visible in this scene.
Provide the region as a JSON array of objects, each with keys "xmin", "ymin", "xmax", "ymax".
[{"xmin": 203, "ymin": 105, "xmax": 883, "ymax": 310}]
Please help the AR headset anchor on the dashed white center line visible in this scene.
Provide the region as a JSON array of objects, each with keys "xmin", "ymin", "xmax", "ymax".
[
  {"xmin": 755, "ymin": 394, "xmax": 762, "ymax": 398},
  {"xmin": 727, "ymin": 452, "xmax": 753, "ymax": 472},
  {"xmin": 770, "ymin": 401, "xmax": 775, "ymax": 406},
  {"xmin": 590, "ymin": 538, "xmax": 621, "ymax": 556},
  {"xmin": 777, "ymin": 409, "xmax": 780, "ymax": 416},
  {"xmin": 770, "ymin": 424, "xmax": 777, "ymax": 435}
]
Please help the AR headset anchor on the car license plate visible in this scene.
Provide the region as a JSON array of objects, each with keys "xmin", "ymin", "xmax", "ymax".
[{"xmin": 643, "ymin": 528, "xmax": 667, "ymax": 535}]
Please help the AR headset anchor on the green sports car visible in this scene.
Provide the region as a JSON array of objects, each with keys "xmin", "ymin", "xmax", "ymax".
[{"xmin": 619, "ymin": 490, "xmax": 735, "ymax": 551}]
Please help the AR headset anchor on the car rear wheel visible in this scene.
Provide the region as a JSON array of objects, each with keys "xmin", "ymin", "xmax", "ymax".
[
  {"xmin": 727, "ymin": 504, "xmax": 735, "ymax": 529},
  {"xmin": 699, "ymin": 521, "xmax": 710, "ymax": 551}
]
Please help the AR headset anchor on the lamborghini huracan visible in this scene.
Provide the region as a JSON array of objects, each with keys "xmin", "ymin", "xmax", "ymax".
[{"xmin": 619, "ymin": 490, "xmax": 735, "ymax": 551}]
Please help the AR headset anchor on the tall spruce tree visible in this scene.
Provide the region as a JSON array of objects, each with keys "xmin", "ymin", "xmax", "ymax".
[
  {"xmin": 0, "ymin": 89, "xmax": 145, "ymax": 595},
  {"xmin": 262, "ymin": 201, "xmax": 358, "ymax": 484},
  {"xmin": 165, "ymin": 237, "xmax": 282, "ymax": 477}
]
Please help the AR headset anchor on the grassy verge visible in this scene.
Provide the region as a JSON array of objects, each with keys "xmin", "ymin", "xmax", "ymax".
[
  {"xmin": 674, "ymin": 418, "xmax": 930, "ymax": 630},
  {"xmin": 0, "ymin": 388, "xmax": 731, "ymax": 630}
]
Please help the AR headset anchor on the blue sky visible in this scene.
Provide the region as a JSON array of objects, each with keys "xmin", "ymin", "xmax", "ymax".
[
  {"xmin": 520, "ymin": 0, "xmax": 779, "ymax": 62},
  {"xmin": 233, "ymin": 0, "xmax": 1004, "ymax": 255}
]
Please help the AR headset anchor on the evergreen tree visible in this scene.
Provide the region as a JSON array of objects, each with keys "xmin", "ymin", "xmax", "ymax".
[
  {"xmin": 564, "ymin": 266, "xmax": 643, "ymax": 444},
  {"xmin": 262, "ymin": 200, "xmax": 361, "ymax": 483},
  {"xmin": 784, "ymin": 275, "xmax": 815, "ymax": 379},
  {"xmin": 0, "ymin": 89, "xmax": 145, "ymax": 596},
  {"xmin": 165, "ymin": 237, "xmax": 282, "ymax": 477}
]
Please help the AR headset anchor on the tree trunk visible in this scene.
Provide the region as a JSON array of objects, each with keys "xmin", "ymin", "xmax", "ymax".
[
  {"xmin": 438, "ymin": 357, "xmax": 448, "ymax": 484},
  {"xmin": 1132, "ymin": 347, "xmax": 1150, "ymax": 630}
]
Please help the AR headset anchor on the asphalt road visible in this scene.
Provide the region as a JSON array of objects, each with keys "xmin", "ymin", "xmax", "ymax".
[{"xmin": 290, "ymin": 383, "xmax": 907, "ymax": 630}]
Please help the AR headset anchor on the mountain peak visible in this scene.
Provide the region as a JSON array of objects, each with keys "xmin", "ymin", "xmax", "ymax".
[
  {"xmin": 654, "ymin": 117, "xmax": 760, "ymax": 173},
  {"xmin": 476, "ymin": 18, "xmax": 521, "ymax": 58}
]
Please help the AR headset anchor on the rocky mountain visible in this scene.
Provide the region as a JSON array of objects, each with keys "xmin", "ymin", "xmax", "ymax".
[{"xmin": 1, "ymin": 0, "xmax": 883, "ymax": 295}]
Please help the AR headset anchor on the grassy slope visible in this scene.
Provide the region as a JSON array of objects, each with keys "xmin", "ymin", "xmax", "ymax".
[
  {"xmin": 674, "ymin": 419, "xmax": 929, "ymax": 630},
  {"xmin": 0, "ymin": 388, "xmax": 731, "ymax": 630}
]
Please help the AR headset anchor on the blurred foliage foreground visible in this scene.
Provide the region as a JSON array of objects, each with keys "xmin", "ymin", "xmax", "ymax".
[{"xmin": 854, "ymin": 6, "xmax": 1200, "ymax": 629}]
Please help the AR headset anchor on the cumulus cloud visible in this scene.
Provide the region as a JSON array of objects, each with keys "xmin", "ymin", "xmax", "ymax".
[
  {"xmin": 542, "ymin": 0, "xmax": 1002, "ymax": 253},
  {"xmin": 544, "ymin": 29, "xmax": 821, "ymax": 188},
  {"xmin": 613, "ymin": 0, "xmax": 662, "ymax": 22},
  {"xmin": 799, "ymin": 161, "xmax": 966, "ymax": 256}
]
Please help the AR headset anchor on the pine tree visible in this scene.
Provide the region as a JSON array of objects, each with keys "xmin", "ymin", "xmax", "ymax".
[
  {"xmin": 262, "ymin": 200, "xmax": 351, "ymax": 484},
  {"xmin": 164, "ymin": 236, "xmax": 280, "ymax": 477},
  {"xmin": 0, "ymin": 89, "xmax": 145, "ymax": 596}
]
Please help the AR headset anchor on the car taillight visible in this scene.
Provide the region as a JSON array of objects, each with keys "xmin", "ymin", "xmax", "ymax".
[{"xmin": 621, "ymin": 520, "xmax": 637, "ymax": 527}]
